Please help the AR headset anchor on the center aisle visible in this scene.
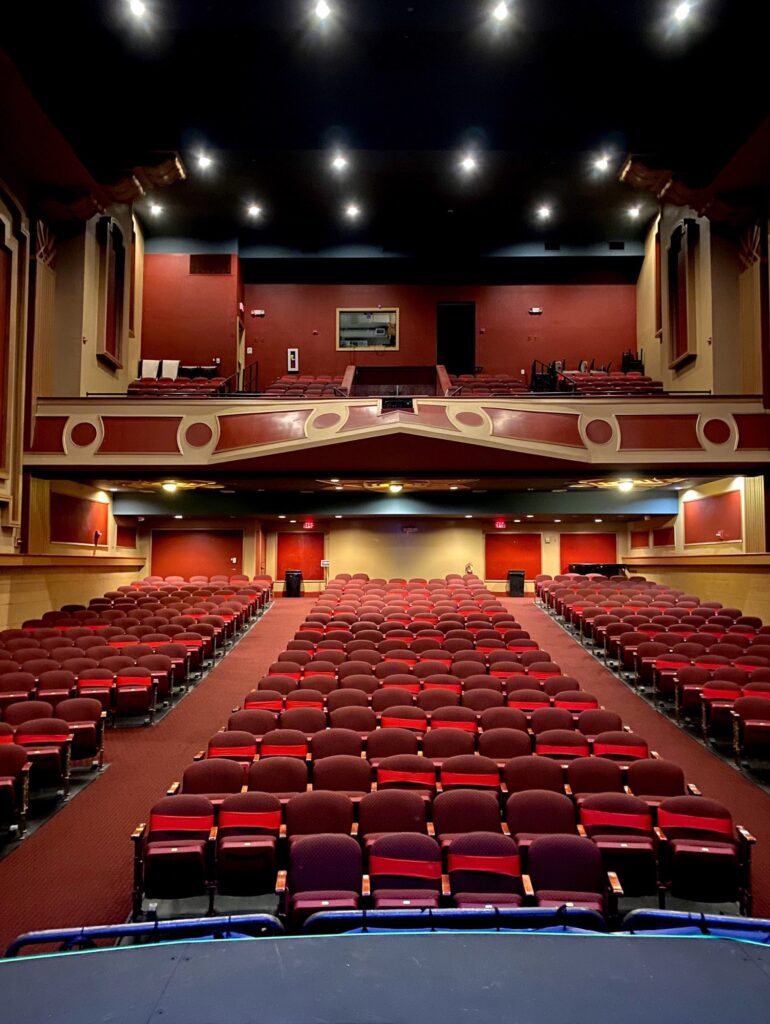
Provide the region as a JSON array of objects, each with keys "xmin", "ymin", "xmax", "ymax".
[
  {"xmin": 0, "ymin": 597, "xmax": 315, "ymax": 952},
  {"xmin": 510, "ymin": 596, "xmax": 770, "ymax": 916}
]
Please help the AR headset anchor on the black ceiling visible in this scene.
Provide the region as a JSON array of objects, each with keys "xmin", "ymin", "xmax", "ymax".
[{"xmin": 2, "ymin": 0, "xmax": 767, "ymax": 252}]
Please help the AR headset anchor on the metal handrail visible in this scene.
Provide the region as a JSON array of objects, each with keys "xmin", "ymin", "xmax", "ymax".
[{"xmin": 5, "ymin": 914, "xmax": 285, "ymax": 958}]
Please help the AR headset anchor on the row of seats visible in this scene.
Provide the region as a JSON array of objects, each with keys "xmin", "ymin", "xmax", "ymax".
[
  {"xmin": 264, "ymin": 375, "xmax": 347, "ymax": 398},
  {"xmin": 562, "ymin": 370, "xmax": 664, "ymax": 395},
  {"xmin": 128, "ymin": 377, "xmax": 227, "ymax": 396},
  {"xmin": 131, "ymin": 573, "xmax": 756, "ymax": 925},
  {"xmin": 537, "ymin": 574, "xmax": 770, "ymax": 761}
]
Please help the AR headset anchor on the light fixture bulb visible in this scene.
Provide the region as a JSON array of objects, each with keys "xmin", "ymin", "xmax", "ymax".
[
  {"xmin": 129, "ymin": 0, "xmax": 146, "ymax": 17},
  {"xmin": 315, "ymin": 0, "xmax": 331, "ymax": 20},
  {"xmin": 492, "ymin": 2, "xmax": 509, "ymax": 21},
  {"xmin": 674, "ymin": 2, "xmax": 691, "ymax": 22},
  {"xmin": 331, "ymin": 154, "xmax": 348, "ymax": 171},
  {"xmin": 594, "ymin": 154, "xmax": 610, "ymax": 172},
  {"xmin": 460, "ymin": 154, "xmax": 477, "ymax": 173},
  {"xmin": 174, "ymin": 514, "xmax": 183, "ymax": 520},
  {"xmin": 388, "ymin": 483, "xmax": 404, "ymax": 494},
  {"xmin": 161, "ymin": 482, "xmax": 177, "ymax": 492},
  {"xmin": 197, "ymin": 154, "xmax": 212, "ymax": 170},
  {"xmin": 465, "ymin": 515, "xmax": 473, "ymax": 519},
  {"xmin": 628, "ymin": 206, "xmax": 641, "ymax": 219},
  {"xmin": 536, "ymin": 204, "xmax": 551, "ymax": 220},
  {"xmin": 149, "ymin": 203, "xmax": 163, "ymax": 217},
  {"xmin": 618, "ymin": 480, "xmax": 634, "ymax": 492},
  {"xmin": 247, "ymin": 204, "xmax": 262, "ymax": 218},
  {"xmin": 345, "ymin": 203, "xmax": 361, "ymax": 219}
]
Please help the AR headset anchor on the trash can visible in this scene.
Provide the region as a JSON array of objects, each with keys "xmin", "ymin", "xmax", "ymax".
[
  {"xmin": 284, "ymin": 569, "xmax": 303, "ymax": 598},
  {"xmin": 507, "ymin": 570, "xmax": 526, "ymax": 597}
]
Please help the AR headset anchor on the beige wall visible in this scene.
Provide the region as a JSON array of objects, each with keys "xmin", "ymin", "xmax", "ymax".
[
  {"xmin": 0, "ymin": 565, "xmax": 144, "ymax": 631},
  {"xmin": 626, "ymin": 566, "xmax": 770, "ymax": 624}
]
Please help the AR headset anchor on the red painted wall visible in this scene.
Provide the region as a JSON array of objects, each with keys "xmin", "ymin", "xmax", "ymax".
[
  {"xmin": 630, "ymin": 529, "xmax": 650, "ymax": 549},
  {"xmin": 652, "ymin": 526, "xmax": 675, "ymax": 547},
  {"xmin": 276, "ymin": 532, "xmax": 325, "ymax": 581},
  {"xmin": 242, "ymin": 283, "xmax": 637, "ymax": 387},
  {"xmin": 50, "ymin": 493, "xmax": 109, "ymax": 546},
  {"xmin": 484, "ymin": 533, "xmax": 542, "ymax": 580},
  {"xmin": 151, "ymin": 529, "xmax": 243, "ymax": 578},
  {"xmin": 141, "ymin": 254, "xmax": 239, "ymax": 377},
  {"xmin": 683, "ymin": 490, "xmax": 742, "ymax": 545},
  {"xmin": 0, "ymin": 244, "xmax": 10, "ymax": 458},
  {"xmin": 559, "ymin": 533, "xmax": 617, "ymax": 573},
  {"xmin": 116, "ymin": 523, "xmax": 137, "ymax": 548}
]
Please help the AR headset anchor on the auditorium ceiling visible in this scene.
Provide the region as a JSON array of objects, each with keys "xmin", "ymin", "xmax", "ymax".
[{"xmin": 2, "ymin": 0, "xmax": 767, "ymax": 253}]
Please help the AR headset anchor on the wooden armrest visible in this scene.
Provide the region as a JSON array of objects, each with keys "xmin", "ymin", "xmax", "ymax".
[
  {"xmin": 193, "ymin": 750, "xmax": 204, "ymax": 761},
  {"xmin": 209, "ymin": 826, "xmax": 218, "ymax": 841},
  {"xmin": 435, "ymin": 782, "xmax": 443, "ymax": 794},
  {"xmin": 427, "ymin": 822, "xmax": 435, "ymax": 837},
  {"xmin": 501, "ymin": 822, "xmax": 511, "ymax": 837},
  {"xmin": 687, "ymin": 783, "xmax": 702, "ymax": 796},
  {"xmin": 563, "ymin": 783, "xmax": 573, "ymax": 797},
  {"xmin": 240, "ymin": 784, "xmax": 248, "ymax": 793},
  {"xmin": 737, "ymin": 825, "xmax": 757, "ymax": 844},
  {"xmin": 577, "ymin": 824, "xmax": 587, "ymax": 838},
  {"xmin": 500, "ymin": 782, "xmax": 508, "ymax": 795},
  {"xmin": 623, "ymin": 785, "xmax": 632, "ymax": 795},
  {"xmin": 441, "ymin": 874, "xmax": 451, "ymax": 899},
  {"xmin": 371, "ymin": 781, "xmax": 377, "ymax": 792},
  {"xmin": 650, "ymin": 750, "xmax": 660, "ymax": 759},
  {"xmin": 654, "ymin": 826, "xmax": 667, "ymax": 842},
  {"xmin": 99, "ymin": 711, "xmax": 108, "ymax": 721},
  {"xmin": 131, "ymin": 823, "xmax": 146, "ymax": 842},
  {"xmin": 166, "ymin": 781, "xmax": 180, "ymax": 796},
  {"xmin": 607, "ymin": 871, "xmax": 623, "ymax": 897},
  {"xmin": 362, "ymin": 875, "xmax": 371, "ymax": 897},
  {"xmin": 522, "ymin": 874, "xmax": 535, "ymax": 898},
  {"xmin": 729, "ymin": 709, "xmax": 740, "ymax": 719},
  {"xmin": 306, "ymin": 783, "xmax": 313, "ymax": 792},
  {"xmin": 279, "ymin": 824, "xmax": 287, "ymax": 839},
  {"xmin": 275, "ymin": 870, "xmax": 287, "ymax": 895},
  {"xmin": 351, "ymin": 822, "xmax": 358, "ymax": 836}
]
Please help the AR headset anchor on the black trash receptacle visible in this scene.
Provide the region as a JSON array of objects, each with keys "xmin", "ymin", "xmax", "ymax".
[
  {"xmin": 507, "ymin": 570, "xmax": 526, "ymax": 597},
  {"xmin": 284, "ymin": 569, "xmax": 303, "ymax": 598}
]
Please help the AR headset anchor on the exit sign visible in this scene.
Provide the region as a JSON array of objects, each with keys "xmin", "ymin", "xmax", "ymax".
[
  {"xmin": 303, "ymin": 519, "xmax": 315, "ymax": 530},
  {"xmin": 494, "ymin": 519, "xmax": 506, "ymax": 530}
]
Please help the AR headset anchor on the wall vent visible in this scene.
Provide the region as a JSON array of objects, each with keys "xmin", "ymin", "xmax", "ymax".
[{"xmin": 189, "ymin": 253, "xmax": 232, "ymax": 275}]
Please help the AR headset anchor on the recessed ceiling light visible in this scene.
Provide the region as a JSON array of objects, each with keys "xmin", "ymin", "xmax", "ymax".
[
  {"xmin": 673, "ymin": 2, "xmax": 691, "ymax": 22},
  {"xmin": 278, "ymin": 515, "xmax": 286, "ymax": 519},
  {"xmin": 628, "ymin": 206, "xmax": 641, "ymax": 219},
  {"xmin": 197, "ymin": 154, "xmax": 212, "ymax": 170},
  {"xmin": 594, "ymin": 518, "xmax": 603, "ymax": 523},
  {"xmin": 465, "ymin": 515, "xmax": 473, "ymax": 519},
  {"xmin": 618, "ymin": 480, "xmax": 634, "ymax": 492},
  {"xmin": 514, "ymin": 519, "xmax": 521, "ymax": 523},
  {"xmin": 492, "ymin": 2, "xmax": 509, "ymax": 21},
  {"xmin": 536, "ymin": 204, "xmax": 552, "ymax": 221},
  {"xmin": 388, "ymin": 483, "xmax": 404, "ymax": 494},
  {"xmin": 315, "ymin": 0, "xmax": 331, "ymax": 19},
  {"xmin": 128, "ymin": 0, "xmax": 146, "ymax": 16},
  {"xmin": 344, "ymin": 202, "xmax": 361, "ymax": 219},
  {"xmin": 289, "ymin": 519, "xmax": 297, "ymax": 524},
  {"xmin": 525, "ymin": 514, "xmax": 534, "ymax": 518},
  {"xmin": 593, "ymin": 154, "xmax": 610, "ymax": 172},
  {"xmin": 554, "ymin": 519, "xmax": 562, "ymax": 523},
  {"xmin": 335, "ymin": 515, "xmax": 343, "ymax": 519},
  {"xmin": 247, "ymin": 204, "xmax": 262, "ymax": 218},
  {"xmin": 331, "ymin": 153, "xmax": 348, "ymax": 172},
  {"xmin": 330, "ymin": 478, "xmax": 340, "ymax": 484},
  {"xmin": 335, "ymin": 485, "xmax": 344, "ymax": 491},
  {"xmin": 149, "ymin": 203, "xmax": 163, "ymax": 217},
  {"xmin": 459, "ymin": 154, "xmax": 478, "ymax": 174},
  {"xmin": 161, "ymin": 481, "xmax": 177, "ymax": 492},
  {"xmin": 450, "ymin": 485, "xmax": 459, "ymax": 491},
  {"xmin": 173, "ymin": 514, "xmax": 183, "ymax": 519}
]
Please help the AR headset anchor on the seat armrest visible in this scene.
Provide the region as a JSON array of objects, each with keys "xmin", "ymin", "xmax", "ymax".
[
  {"xmin": 623, "ymin": 785, "xmax": 632, "ymax": 795},
  {"xmin": 209, "ymin": 826, "xmax": 218, "ymax": 841},
  {"xmin": 351, "ymin": 822, "xmax": 358, "ymax": 836},
  {"xmin": 441, "ymin": 874, "xmax": 451, "ymax": 899},
  {"xmin": 577, "ymin": 824, "xmax": 587, "ymax": 838},
  {"xmin": 427, "ymin": 822, "xmax": 435, "ymax": 837},
  {"xmin": 279, "ymin": 824, "xmax": 287, "ymax": 839},
  {"xmin": 654, "ymin": 826, "xmax": 667, "ymax": 843},
  {"xmin": 362, "ymin": 875, "xmax": 371, "ymax": 897},
  {"xmin": 737, "ymin": 825, "xmax": 757, "ymax": 844},
  {"xmin": 131, "ymin": 823, "xmax": 146, "ymax": 843},
  {"xmin": 563, "ymin": 783, "xmax": 573, "ymax": 797},
  {"xmin": 500, "ymin": 782, "xmax": 508, "ymax": 795},
  {"xmin": 607, "ymin": 871, "xmax": 624, "ymax": 897},
  {"xmin": 275, "ymin": 870, "xmax": 287, "ymax": 895},
  {"xmin": 193, "ymin": 750, "xmax": 205, "ymax": 761},
  {"xmin": 650, "ymin": 750, "xmax": 660, "ymax": 759},
  {"xmin": 371, "ymin": 782, "xmax": 378, "ymax": 792},
  {"xmin": 687, "ymin": 783, "xmax": 702, "ymax": 796},
  {"xmin": 522, "ymin": 874, "xmax": 535, "ymax": 899},
  {"xmin": 166, "ymin": 781, "xmax": 180, "ymax": 796},
  {"xmin": 501, "ymin": 822, "xmax": 511, "ymax": 837}
]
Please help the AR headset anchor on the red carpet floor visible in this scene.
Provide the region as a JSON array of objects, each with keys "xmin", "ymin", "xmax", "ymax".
[
  {"xmin": 510, "ymin": 597, "xmax": 770, "ymax": 916},
  {"xmin": 0, "ymin": 597, "xmax": 315, "ymax": 952}
]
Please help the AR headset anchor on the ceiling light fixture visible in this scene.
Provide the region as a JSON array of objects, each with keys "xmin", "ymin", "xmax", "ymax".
[
  {"xmin": 673, "ymin": 2, "xmax": 692, "ymax": 22},
  {"xmin": 492, "ymin": 2, "xmax": 509, "ymax": 21},
  {"xmin": 618, "ymin": 480, "xmax": 634, "ymax": 492},
  {"xmin": 344, "ymin": 202, "xmax": 361, "ymax": 219},
  {"xmin": 247, "ymin": 204, "xmax": 262, "ymax": 218},
  {"xmin": 289, "ymin": 519, "xmax": 297, "ymax": 524},
  {"xmin": 161, "ymin": 482, "xmax": 177, "ymax": 492},
  {"xmin": 593, "ymin": 154, "xmax": 610, "ymax": 172},
  {"xmin": 149, "ymin": 203, "xmax": 163, "ymax": 217},
  {"xmin": 450, "ymin": 485, "xmax": 459, "ymax": 491},
  {"xmin": 536, "ymin": 204, "xmax": 552, "ymax": 221},
  {"xmin": 594, "ymin": 518, "xmax": 603, "ymax": 523},
  {"xmin": 525, "ymin": 514, "xmax": 534, "ymax": 518},
  {"xmin": 330, "ymin": 478, "xmax": 340, "ymax": 484},
  {"xmin": 335, "ymin": 485, "xmax": 344, "ymax": 491},
  {"xmin": 334, "ymin": 515, "xmax": 343, "ymax": 519},
  {"xmin": 128, "ymin": 0, "xmax": 146, "ymax": 16},
  {"xmin": 331, "ymin": 153, "xmax": 348, "ymax": 172},
  {"xmin": 459, "ymin": 154, "xmax": 478, "ymax": 174},
  {"xmin": 465, "ymin": 515, "xmax": 473, "ymax": 519},
  {"xmin": 278, "ymin": 515, "xmax": 286, "ymax": 519},
  {"xmin": 388, "ymin": 483, "xmax": 404, "ymax": 494},
  {"xmin": 315, "ymin": 0, "xmax": 331, "ymax": 19},
  {"xmin": 197, "ymin": 154, "xmax": 212, "ymax": 170},
  {"xmin": 628, "ymin": 206, "xmax": 641, "ymax": 219},
  {"xmin": 173, "ymin": 514, "xmax": 183, "ymax": 520},
  {"xmin": 514, "ymin": 519, "xmax": 521, "ymax": 523}
]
